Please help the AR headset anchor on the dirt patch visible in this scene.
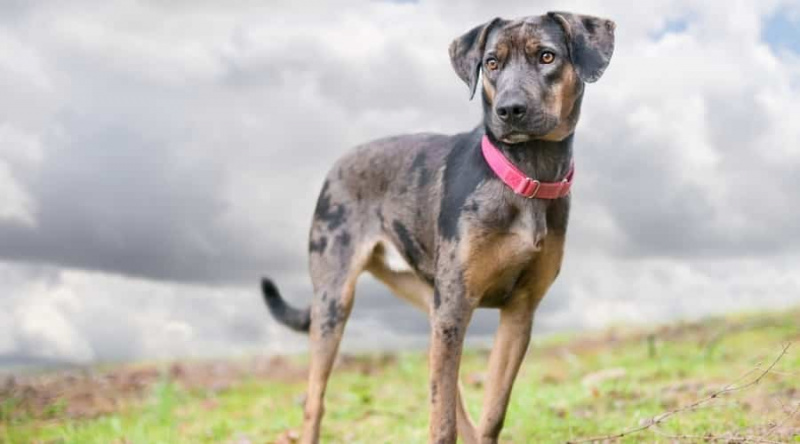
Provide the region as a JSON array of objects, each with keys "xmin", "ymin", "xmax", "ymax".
[
  {"xmin": 0, "ymin": 356, "xmax": 300, "ymax": 421},
  {"xmin": 0, "ymin": 353, "xmax": 399, "ymax": 423}
]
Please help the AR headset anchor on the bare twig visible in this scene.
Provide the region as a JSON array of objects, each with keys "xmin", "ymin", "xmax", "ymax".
[
  {"xmin": 654, "ymin": 383, "xmax": 799, "ymax": 443},
  {"xmin": 650, "ymin": 425, "xmax": 788, "ymax": 444},
  {"xmin": 566, "ymin": 343, "xmax": 791, "ymax": 444}
]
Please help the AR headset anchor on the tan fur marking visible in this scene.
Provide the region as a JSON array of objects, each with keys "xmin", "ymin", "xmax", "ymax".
[
  {"xmin": 523, "ymin": 37, "xmax": 541, "ymax": 57},
  {"xmin": 542, "ymin": 64, "xmax": 581, "ymax": 141},
  {"xmin": 558, "ymin": 65, "xmax": 580, "ymax": 119},
  {"xmin": 461, "ymin": 228, "xmax": 540, "ymax": 304},
  {"xmin": 482, "ymin": 75, "xmax": 496, "ymax": 104},
  {"xmin": 519, "ymin": 233, "xmax": 566, "ymax": 296},
  {"xmin": 495, "ymin": 42, "xmax": 509, "ymax": 62}
]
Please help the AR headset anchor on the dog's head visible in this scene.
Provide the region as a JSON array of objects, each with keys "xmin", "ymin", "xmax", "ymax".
[{"xmin": 449, "ymin": 12, "xmax": 615, "ymax": 143}]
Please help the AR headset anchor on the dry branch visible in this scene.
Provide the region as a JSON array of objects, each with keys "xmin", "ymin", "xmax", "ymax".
[
  {"xmin": 650, "ymin": 425, "xmax": 788, "ymax": 444},
  {"xmin": 566, "ymin": 342, "xmax": 792, "ymax": 444}
]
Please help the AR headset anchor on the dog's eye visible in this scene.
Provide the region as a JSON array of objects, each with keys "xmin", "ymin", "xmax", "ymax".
[
  {"xmin": 539, "ymin": 51, "xmax": 555, "ymax": 64},
  {"xmin": 485, "ymin": 58, "xmax": 499, "ymax": 71}
]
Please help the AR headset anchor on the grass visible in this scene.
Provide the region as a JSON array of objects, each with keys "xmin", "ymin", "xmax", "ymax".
[{"xmin": 1, "ymin": 309, "xmax": 798, "ymax": 443}]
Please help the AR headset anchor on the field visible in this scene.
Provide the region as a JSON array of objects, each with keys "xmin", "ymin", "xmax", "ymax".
[{"xmin": 2, "ymin": 309, "xmax": 798, "ymax": 443}]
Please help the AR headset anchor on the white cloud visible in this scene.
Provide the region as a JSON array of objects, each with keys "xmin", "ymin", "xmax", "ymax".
[
  {"xmin": 0, "ymin": 124, "xmax": 44, "ymax": 226},
  {"xmin": 0, "ymin": 260, "xmax": 314, "ymax": 364},
  {"xmin": 14, "ymin": 300, "xmax": 95, "ymax": 364},
  {"xmin": 539, "ymin": 253, "xmax": 800, "ymax": 332},
  {"xmin": 0, "ymin": 163, "xmax": 35, "ymax": 226}
]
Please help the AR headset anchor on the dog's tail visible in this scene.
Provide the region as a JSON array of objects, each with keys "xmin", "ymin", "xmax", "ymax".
[{"xmin": 261, "ymin": 277, "xmax": 311, "ymax": 333}]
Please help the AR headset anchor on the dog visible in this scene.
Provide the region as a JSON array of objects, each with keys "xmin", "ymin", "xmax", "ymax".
[{"xmin": 262, "ymin": 11, "xmax": 615, "ymax": 444}]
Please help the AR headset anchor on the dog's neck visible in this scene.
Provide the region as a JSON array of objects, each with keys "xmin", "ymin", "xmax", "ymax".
[{"xmin": 484, "ymin": 130, "xmax": 575, "ymax": 183}]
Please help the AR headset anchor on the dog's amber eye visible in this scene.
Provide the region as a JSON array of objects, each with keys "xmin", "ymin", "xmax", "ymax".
[
  {"xmin": 485, "ymin": 58, "xmax": 499, "ymax": 71},
  {"xmin": 539, "ymin": 51, "xmax": 555, "ymax": 64}
]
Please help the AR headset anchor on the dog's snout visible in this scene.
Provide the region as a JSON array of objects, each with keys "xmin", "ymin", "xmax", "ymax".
[{"xmin": 495, "ymin": 98, "xmax": 527, "ymax": 123}]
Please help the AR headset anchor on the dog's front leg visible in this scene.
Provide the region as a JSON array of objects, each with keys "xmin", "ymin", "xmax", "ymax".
[
  {"xmin": 476, "ymin": 293, "xmax": 537, "ymax": 443},
  {"xmin": 428, "ymin": 270, "xmax": 474, "ymax": 444},
  {"xmin": 477, "ymin": 235, "xmax": 566, "ymax": 442}
]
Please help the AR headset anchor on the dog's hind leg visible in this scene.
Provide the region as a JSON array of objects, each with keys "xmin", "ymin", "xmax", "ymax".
[
  {"xmin": 365, "ymin": 244, "xmax": 432, "ymax": 313},
  {"xmin": 301, "ymin": 230, "xmax": 372, "ymax": 444}
]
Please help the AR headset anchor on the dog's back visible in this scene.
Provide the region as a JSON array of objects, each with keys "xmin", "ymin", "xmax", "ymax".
[{"xmin": 312, "ymin": 132, "xmax": 465, "ymax": 280}]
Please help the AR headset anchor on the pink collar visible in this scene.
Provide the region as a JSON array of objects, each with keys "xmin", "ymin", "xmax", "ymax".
[{"xmin": 481, "ymin": 135, "xmax": 574, "ymax": 199}]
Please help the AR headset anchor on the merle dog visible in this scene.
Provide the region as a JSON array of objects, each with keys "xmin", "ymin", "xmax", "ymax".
[{"xmin": 263, "ymin": 11, "xmax": 615, "ymax": 444}]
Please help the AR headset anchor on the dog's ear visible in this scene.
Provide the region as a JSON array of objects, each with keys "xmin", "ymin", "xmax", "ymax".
[
  {"xmin": 547, "ymin": 12, "xmax": 616, "ymax": 83},
  {"xmin": 449, "ymin": 18, "xmax": 503, "ymax": 100}
]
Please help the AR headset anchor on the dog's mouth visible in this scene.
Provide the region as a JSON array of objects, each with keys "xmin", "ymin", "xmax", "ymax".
[
  {"xmin": 498, "ymin": 124, "xmax": 561, "ymax": 144},
  {"xmin": 499, "ymin": 132, "xmax": 533, "ymax": 144},
  {"xmin": 495, "ymin": 115, "xmax": 560, "ymax": 144}
]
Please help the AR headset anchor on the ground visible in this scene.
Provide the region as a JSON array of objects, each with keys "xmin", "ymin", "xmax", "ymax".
[{"xmin": 1, "ymin": 309, "xmax": 798, "ymax": 443}]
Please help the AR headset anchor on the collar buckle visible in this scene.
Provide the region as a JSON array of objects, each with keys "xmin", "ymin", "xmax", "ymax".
[{"xmin": 523, "ymin": 178, "xmax": 541, "ymax": 198}]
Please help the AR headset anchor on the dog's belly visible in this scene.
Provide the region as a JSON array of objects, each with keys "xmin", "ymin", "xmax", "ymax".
[{"xmin": 380, "ymin": 221, "xmax": 436, "ymax": 283}]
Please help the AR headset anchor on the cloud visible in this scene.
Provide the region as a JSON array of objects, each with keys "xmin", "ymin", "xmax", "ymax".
[
  {"xmin": 0, "ymin": 0, "xmax": 798, "ymax": 363},
  {"xmin": 0, "ymin": 260, "xmax": 313, "ymax": 364}
]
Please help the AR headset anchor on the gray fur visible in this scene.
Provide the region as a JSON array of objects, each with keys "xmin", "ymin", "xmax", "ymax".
[
  {"xmin": 449, "ymin": 17, "xmax": 504, "ymax": 99},
  {"xmin": 548, "ymin": 11, "xmax": 616, "ymax": 83}
]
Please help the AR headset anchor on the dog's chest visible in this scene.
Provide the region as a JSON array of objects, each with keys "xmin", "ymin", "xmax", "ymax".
[
  {"xmin": 470, "ymin": 187, "xmax": 549, "ymax": 248},
  {"xmin": 462, "ymin": 196, "xmax": 551, "ymax": 306},
  {"xmin": 507, "ymin": 204, "xmax": 548, "ymax": 249}
]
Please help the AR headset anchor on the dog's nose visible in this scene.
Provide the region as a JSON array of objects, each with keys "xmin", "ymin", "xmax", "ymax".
[{"xmin": 495, "ymin": 100, "xmax": 527, "ymax": 123}]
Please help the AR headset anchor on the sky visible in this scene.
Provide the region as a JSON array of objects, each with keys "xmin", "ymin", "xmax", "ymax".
[{"xmin": 1, "ymin": 0, "xmax": 799, "ymax": 366}]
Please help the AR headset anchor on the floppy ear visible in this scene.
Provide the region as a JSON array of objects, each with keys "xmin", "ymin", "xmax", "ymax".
[
  {"xmin": 449, "ymin": 17, "xmax": 503, "ymax": 100},
  {"xmin": 547, "ymin": 12, "xmax": 616, "ymax": 83}
]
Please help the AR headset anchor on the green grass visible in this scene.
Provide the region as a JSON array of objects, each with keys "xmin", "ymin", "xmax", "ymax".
[{"xmin": 2, "ymin": 309, "xmax": 798, "ymax": 443}]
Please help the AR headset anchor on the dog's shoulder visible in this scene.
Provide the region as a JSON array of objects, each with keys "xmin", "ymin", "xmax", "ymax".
[{"xmin": 438, "ymin": 127, "xmax": 492, "ymax": 240}]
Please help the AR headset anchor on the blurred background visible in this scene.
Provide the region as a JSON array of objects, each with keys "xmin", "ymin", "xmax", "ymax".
[{"xmin": 0, "ymin": 0, "xmax": 798, "ymax": 368}]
